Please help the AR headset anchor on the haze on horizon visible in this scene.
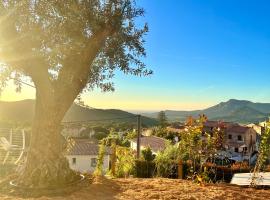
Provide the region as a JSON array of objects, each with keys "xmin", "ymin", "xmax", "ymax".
[{"xmin": 1, "ymin": 0, "xmax": 270, "ymax": 112}]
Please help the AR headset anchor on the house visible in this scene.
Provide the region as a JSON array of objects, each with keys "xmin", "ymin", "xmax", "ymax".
[
  {"xmin": 202, "ymin": 121, "xmax": 237, "ymax": 136},
  {"xmin": 247, "ymin": 123, "xmax": 264, "ymax": 135},
  {"xmin": 130, "ymin": 136, "xmax": 167, "ymax": 154},
  {"xmin": 202, "ymin": 121, "xmax": 257, "ymax": 163},
  {"xmin": 225, "ymin": 125, "xmax": 257, "ymax": 162},
  {"xmin": 65, "ymin": 139, "xmax": 111, "ymax": 173}
]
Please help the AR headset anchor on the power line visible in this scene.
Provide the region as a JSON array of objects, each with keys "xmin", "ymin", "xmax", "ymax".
[{"xmin": 9, "ymin": 77, "xmax": 36, "ymax": 88}]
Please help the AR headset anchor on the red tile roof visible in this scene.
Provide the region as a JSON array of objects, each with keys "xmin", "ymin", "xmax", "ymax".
[
  {"xmin": 203, "ymin": 121, "xmax": 219, "ymax": 127},
  {"xmin": 203, "ymin": 121, "xmax": 237, "ymax": 128},
  {"xmin": 227, "ymin": 126, "xmax": 250, "ymax": 134}
]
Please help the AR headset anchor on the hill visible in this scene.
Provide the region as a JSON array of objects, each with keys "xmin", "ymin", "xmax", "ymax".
[
  {"xmin": 0, "ymin": 100, "xmax": 158, "ymax": 127},
  {"xmin": 143, "ymin": 99, "xmax": 270, "ymax": 124}
]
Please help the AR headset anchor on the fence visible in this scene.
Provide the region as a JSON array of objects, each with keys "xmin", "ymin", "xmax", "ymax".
[{"xmin": 134, "ymin": 160, "xmax": 256, "ymax": 183}]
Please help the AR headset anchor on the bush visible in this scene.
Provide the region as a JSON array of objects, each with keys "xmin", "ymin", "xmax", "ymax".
[
  {"xmin": 184, "ymin": 161, "xmax": 252, "ymax": 182},
  {"xmin": 155, "ymin": 145, "xmax": 179, "ymax": 177},
  {"xmin": 135, "ymin": 160, "xmax": 156, "ymax": 178},
  {"xmin": 141, "ymin": 147, "xmax": 155, "ymax": 162},
  {"xmin": 115, "ymin": 147, "xmax": 135, "ymax": 178},
  {"xmin": 94, "ymin": 144, "xmax": 105, "ymax": 176},
  {"xmin": 93, "ymin": 132, "xmax": 108, "ymax": 140}
]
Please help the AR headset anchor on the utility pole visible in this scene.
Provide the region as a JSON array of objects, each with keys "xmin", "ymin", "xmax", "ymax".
[{"xmin": 137, "ymin": 115, "xmax": 141, "ymax": 159}]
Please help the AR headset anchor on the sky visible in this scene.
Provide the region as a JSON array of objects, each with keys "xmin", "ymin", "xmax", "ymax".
[{"xmin": 1, "ymin": 0, "xmax": 270, "ymax": 112}]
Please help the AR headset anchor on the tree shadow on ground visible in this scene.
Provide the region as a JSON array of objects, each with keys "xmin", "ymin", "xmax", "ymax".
[{"xmin": 0, "ymin": 175, "xmax": 122, "ymax": 200}]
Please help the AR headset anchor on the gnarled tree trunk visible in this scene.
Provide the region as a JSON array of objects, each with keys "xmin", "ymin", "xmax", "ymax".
[{"xmin": 17, "ymin": 87, "xmax": 78, "ymax": 188}]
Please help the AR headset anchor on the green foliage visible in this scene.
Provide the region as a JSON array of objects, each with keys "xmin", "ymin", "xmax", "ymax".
[
  {"xmin": 94, "ymin": 143, "xmax": 106, "ymax": 176},
  {"xmin": 135, "ymin": 160, "xmax": 155, "ymax": 178},
  {"xmin": 0, "ymin": 0, "xmax": 152, "ymax": 93},
  {"xmin": 252, "ymin": 124, "xmax": 270, "ymax": 186},
  {"xmin": 141, "ymin": 147, "xmax": 155, "ymax": 162},
  {"xmin": 257, "ymin": 127, "xmax": 270, "ymax": 168},
  {"xmin": 178, "ymin": 127, "xmax": 218, "ymax": 163},
  {"xmin": 125, "ymin": 130, "xmax": 137, "ymax": 140},
  {"xmin": 92, "ymin": 126, "xmax": 110, "ymax": 135},
  {"xmin": 102, "ymin": 130, "xmax": 130, "ymax": 147},
  {"xmin": 93, "ymin": 132, "xmax": 108, "ymax": 140},
  {"xmin": 152, "ymin": 127, "xmax": 175, "ymax": 142},
  {"xmin": 157, "ymin": 111, "xmax": 168, "ymax": 127},
  {"xmin": 155, "ymin": 145, "xmax": 179, "ymax": 177},
  {"xmin": 115, "ymin": 146, "xmax": 135, "ymax": 178}
]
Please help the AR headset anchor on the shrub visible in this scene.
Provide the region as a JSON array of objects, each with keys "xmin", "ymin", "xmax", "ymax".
[
  {"xmin": 155, "ymin": 145, "xmax": 178, "ymax": 177},
  {"xmin": 135, "ymin": 160, "xmax": 156, "ymax": 178},
  {"xmin": 93, "ymin": 132, "xmax": 108, "ymax": 140},
  {"xmin": 141, "ymin": 147, "xmax": 155, "ymax": 162},
  {"xmin": 115, "ymin": 147, "xmax": 135, "ymax": 178},
  {"xmin": 94, "ymin": 144, "xmax": 105, "ymax": 176}
]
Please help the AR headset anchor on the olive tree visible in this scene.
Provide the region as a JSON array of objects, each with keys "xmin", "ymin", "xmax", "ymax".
[{"xmin": 0, "ymin": 0, "xmax": 151, "ymax": 187}]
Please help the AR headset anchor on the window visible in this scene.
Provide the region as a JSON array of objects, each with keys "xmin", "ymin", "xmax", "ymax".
[
  {"xmin": 237, "ymin": 135, "xmax": 242, "ymax": 141},
  {"xmin": 228, "ymin": 134, "xmax": 232, "ymax": 139},
  {"xmin": 235, "ymin": 147, "xmax": 239, "ymax": 153},
  {"xmin": 91, "ymin": 158, "xmax": 97, "ymax": 167},
  {"xmin": 72, "ymin": 157, "xmax": 76, "ymax": 165}
]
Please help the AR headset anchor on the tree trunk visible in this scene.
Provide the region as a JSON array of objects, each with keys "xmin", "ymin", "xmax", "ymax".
[{"xmin": 16, "ymin": 90, "xmax": 78, "ymax": 188}]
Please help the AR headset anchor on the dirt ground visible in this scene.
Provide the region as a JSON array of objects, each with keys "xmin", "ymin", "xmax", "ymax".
[{"xmin": 1, "ymin": 177, "xmax": 270, "ymax": 200}]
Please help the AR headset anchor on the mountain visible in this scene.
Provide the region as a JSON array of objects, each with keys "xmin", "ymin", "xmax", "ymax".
[
  {"xmin": 0, "ymin": 99, "xmax": 158, "ymax": 126},
  {"xmin": 143, "ymin": 99, "xmax": 270, "ymax": 124},
  {"xmin": 0, "ymin": 99, "xmax": 35, "ymax": 123}
]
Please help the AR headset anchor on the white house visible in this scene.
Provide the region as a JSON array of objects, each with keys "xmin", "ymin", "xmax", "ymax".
[{"xmin": 65, "ymin": 139, "xmax": 111, "ymax": 174}]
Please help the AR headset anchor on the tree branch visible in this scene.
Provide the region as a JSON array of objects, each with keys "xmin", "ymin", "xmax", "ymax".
[{"xmin": 53, "ymin": 27, "xmax": 113, "ymax": 118}]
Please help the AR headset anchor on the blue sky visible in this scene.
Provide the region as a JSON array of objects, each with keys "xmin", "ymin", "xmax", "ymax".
[{"xmin": 1, "ymin": 0, "xmax": 270, "ymax": 111}]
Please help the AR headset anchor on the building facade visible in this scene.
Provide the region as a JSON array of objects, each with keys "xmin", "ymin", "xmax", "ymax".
[
  {"xmin": 65, "ymin": 139, "xmax": 111, "ymax": 173},
  {"xmin": 202, "ymin": 121, "xmax": 258, "ymax": 163}
]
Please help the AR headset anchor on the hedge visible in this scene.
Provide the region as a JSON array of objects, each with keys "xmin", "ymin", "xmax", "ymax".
[{"xmin": 134, "ymin": 160, "xmax": 156, "ymax": 178}]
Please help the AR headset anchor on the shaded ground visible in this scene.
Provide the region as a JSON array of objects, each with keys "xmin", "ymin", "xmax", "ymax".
[{"xmin": 1, "ymin": 177, "xmax": 270, "ymax": 200}]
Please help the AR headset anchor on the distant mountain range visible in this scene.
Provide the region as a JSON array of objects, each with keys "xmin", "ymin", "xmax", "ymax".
[
  {"xmin": 0, "ymin": 99, "xmax": 158, "ymax": 127},
  {"xmin": 1, "ymin": 99, "xmax": 269, "ymax": 126},
  {"xmin": 142, "ymin": 99, "xmax": 270, "ymax": 124}
]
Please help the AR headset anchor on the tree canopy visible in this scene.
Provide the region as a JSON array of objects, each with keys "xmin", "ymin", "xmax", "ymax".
[
  {"xmin": 157, "ymin": 111, "xmax": 168, "ymax": 127},
  {"xmin": 0, "ymin": 0, "xmax": 152, "ymax": 99}
]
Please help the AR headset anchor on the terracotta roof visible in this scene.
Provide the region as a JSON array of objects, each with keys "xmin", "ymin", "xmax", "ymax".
[
  {"xmin": 66, "ymin": 139, "xmax": 111, "ymax": 156},
  {"xmin": 203, "ymin": 121, "xmax": 220, "ymax": 127},
  {"xmin": 131, "ymin": 136, "xmax": 166, "ymax": 153},
  {"xmin": 203, "ymin": 121, "xmax": 236, "ymax": 128},
  {"xmin": 227, "ymin": 126, "xmax": 250, "ymax": 134}
]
